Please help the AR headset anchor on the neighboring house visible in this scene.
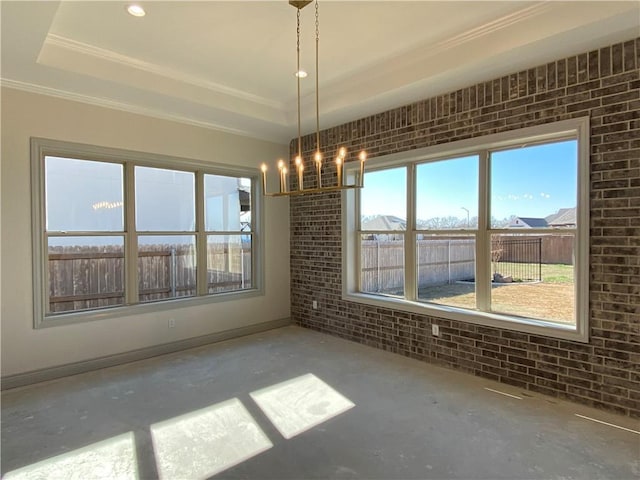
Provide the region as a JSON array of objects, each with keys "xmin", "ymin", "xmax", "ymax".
[
  {"xmin": 362, "ymin": 215, "xmax": 406, "ymax": 231},
  {"xmin": 509, "ymin": 217, "xmax": 548, "ymax": 228},
  {"xmin": 545, "ymin": 207, "xmax": 577, "ymax": 227},
  {"xmin": 239, "ymin": 188, "xmax": 251, "ymax": 212},
  {"xmin": 509, "ymin": 207, "xmax": 577, "ymax": 228}
]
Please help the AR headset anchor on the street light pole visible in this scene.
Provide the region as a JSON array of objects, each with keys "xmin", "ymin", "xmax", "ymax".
[{"xmin": 461, "ymin": 207, "xmax": 470, "ymax": 228}]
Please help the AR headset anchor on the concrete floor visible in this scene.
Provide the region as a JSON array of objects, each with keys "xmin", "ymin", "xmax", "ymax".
[{"xmin": 2, "ymin": 325, "xmax": 638, "ymax": 479}]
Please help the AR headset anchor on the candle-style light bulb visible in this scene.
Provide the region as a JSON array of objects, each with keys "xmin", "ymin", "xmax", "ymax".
[
  {"xmin": 314, "ymin": 151, "xmax": 322, "ymax": 188},
  {"xmin": 359, "ymin": 150, "xmax": 367, "ymax": 187},
  {"xmin": 277, "ymin": 159, "xmax": 285, "ymax": 193},
  {"xmin": 296, "ymin": 157, "xmax": 304, "ymax": 191},
  {"xmin": 282, "ymin": 167, "xmax": 288, "ymax": 193},
  {"xmin": 338, "ymin": 147, "xmax": 346, "ymax": 159},
  {"xmin": 261, "ymin": 163, "xmax": 268, "ymax": 195}
]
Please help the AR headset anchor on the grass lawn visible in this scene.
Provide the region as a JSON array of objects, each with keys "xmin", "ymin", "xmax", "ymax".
[
  {"xmin": 417, "ymin": 263, "xmax": 575, "ymax": 324},
  {"xmin": 493, "ymin": 262, "xmax": 574, "ymax": 283}
]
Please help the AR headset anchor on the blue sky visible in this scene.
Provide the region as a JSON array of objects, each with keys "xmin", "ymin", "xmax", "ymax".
[
  {"xmin": 45, "ymin": 157, "xmax": 249, "ymax": 246},
  {"xmin": 361, "ymin": 140, "xmax": 577, "ymax": 223}
]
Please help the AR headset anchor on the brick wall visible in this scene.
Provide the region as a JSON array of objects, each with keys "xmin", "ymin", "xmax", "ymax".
[{"xmin": 290, "ymin": 38, "xmax": 640, "ymax": 417}]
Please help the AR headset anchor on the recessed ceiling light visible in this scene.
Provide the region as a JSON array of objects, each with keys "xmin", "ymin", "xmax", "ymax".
[
  {"xmin": 127, "ymin": 4, "xmax": 146, "ymax": 17},
  {"xmin": 295, "ymin": 70, "xmax": 308, "ymax": 78}
]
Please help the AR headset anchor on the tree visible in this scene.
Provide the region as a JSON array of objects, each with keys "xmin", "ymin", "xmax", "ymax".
[{"xmin": 491, "ymin": 235, "xmax": 504, "ymax": 277}]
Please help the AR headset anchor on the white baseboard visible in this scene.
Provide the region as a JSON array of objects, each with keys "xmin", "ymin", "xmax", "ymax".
[{"xmin": 1, "ymin": 318, "xmax": 292, "ymax": 390}]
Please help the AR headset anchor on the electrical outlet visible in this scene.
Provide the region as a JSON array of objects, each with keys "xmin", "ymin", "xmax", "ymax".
[
  {"xmin": 432, "ymin": 324, "xmax": 439, "ymax": 336},
  {"xmin": 168, "ymin": 318, "xmax": 176, "ymax": 329},
  {"xmin": 312, "ymin": 300, "xmax": 318, "ymax": 310}
]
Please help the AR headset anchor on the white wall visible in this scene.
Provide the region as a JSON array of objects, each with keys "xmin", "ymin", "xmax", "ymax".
[{"xmin": 0, "ymin": 87, "xmax": 291, "ymax": 377}]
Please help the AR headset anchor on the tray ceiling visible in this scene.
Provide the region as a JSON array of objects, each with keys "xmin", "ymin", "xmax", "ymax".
[{"xmin": 2, "ymin": 1, "xmax": 638, "ymax": 142}]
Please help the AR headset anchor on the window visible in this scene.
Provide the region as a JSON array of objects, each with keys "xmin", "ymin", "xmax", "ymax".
[
  {"xmin": 360, "ymin": 167, "xmax": 406, "ymax": 297},
  {"xmin": 45, "ymin": 157, "xmax": 126, "ymax": 313},
  {"xmin": 204, "ymin": 174, "xmax": 253, "ymax": 294},
  {"xmin": 31, "ymin": 139, "xmax": 262, "ymax": 327},
  {"xmin": 416, "ymin": 155, "xmax": 479, "ymax": 310},
  {"xmin": 136, "ymin": 166, "xmax": 197, "ymax": 302},
  {"xmin": 344, "ymin": 118, "xmax": 589, "ymax": 341}
]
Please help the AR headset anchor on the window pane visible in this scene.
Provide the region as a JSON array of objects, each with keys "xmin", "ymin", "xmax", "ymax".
[
  {"xmin": 417, "ymin": 235, "xmax": 476, "ymax": 309},
  {"xmin": 45, "ymin": 157, "xmax": 123, "ymax": 232},
  {"xmin": 47, "ymin": 236, "xmax": 125, "ymax": 313},
  {"xmin": 204, "ymin": 175, "xmax": 252, "ymax": 231},
  {"xmin": 361, "ymin": 167, "xmax": 406, "ymax": 231},
  {"xmin": 490, "ymin": 140, "xmax": 577, "ymax": 229},
  {"xmin": 490, "ymin": 233, "xmax": 575, "ymax": 324},
  {"xmin": 416, "ymin": 156, "xmax": 478, "ymax": 230},
  {"xmin": 360, "ymin": 233, "xmax": 404, "ymax": 297},
  {"xmin": 138, "ymin": 235, "xmax": 196, "ymax": 302},
  {"xmin": 135, "ymin": 167, "xmax": 195, "ymax": 231},
  {"xmin": 207, "ymin": 235, "xmax": 252, "ymax": 293}
]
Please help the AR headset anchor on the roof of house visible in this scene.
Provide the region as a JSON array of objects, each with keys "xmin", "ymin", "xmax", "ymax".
[
  {"xmin": 509, "ymin": 217, "xmax": 549, "ymax": 228},
  {"xmin": 362, "ymin": 215, "xmax": 406, "ymax": 231},
  {"xmin": 509, "ymin": 207, "xmax": 577, "ymax": 228},
  {"xmin": 545, "ymin": 207, "xmax": 577, "ymax": 226},
  {"xmin": 239, "ymin": 188, "xmax": 251, "ymax": 212}
]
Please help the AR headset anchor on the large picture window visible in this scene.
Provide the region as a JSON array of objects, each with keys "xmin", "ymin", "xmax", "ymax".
[
  {"xmin": 32, "ymin": 139, "xmax": 262, "ymax": 326},
  {"xmin": 45, "ymin": 157, "xmax": 126, "ymax": 313},
  {"xmin": 344, "ymin": 118, "xmax": 589, "ymax": 341}
]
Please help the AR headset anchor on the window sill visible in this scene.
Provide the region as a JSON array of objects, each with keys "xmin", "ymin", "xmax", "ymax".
[
  {"xmin": 342, "ymin": 291, "xmax": 588, "ymax": 343},
  {"xmin": 37, "ymin": 288, "xmax": 263, "ymax": 329}
]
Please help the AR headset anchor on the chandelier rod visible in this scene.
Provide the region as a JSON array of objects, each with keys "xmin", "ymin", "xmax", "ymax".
[
  {"xmin": 315, "ymin": 0, "xmax": 320, "ymax": 160},
  {"xmin": 296, "ymin": 7, "xmax": 302, "ymax": 161}
]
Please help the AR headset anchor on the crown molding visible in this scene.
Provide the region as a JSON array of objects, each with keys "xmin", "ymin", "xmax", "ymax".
[
  {"xmin": 296, "ymin": 0, "xmax": 630, "ymax": 119},
  {"xmin": 292, "ymin": 2, "xmax": 552, "ymax": 116},
  {"xmin": 43, "ymin": 33, "xmax": 285, "ymax": 111},
  {"xmin": 0, "ymin": 78, "xmax": 266, "ymax": 139},
  {"xmin": 434, "ymin": 2, "xmax": 552, "ymax": 53}
]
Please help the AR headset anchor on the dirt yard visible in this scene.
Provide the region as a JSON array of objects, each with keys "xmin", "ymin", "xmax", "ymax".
[{"xmin": 418, "ymin": 282, "xmax": 574, "ymax": 324}]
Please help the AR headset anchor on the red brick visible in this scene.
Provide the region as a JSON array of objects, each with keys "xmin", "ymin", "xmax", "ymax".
[{"xmin": 291, "ymin": 37, "xmax": 640, "ymax": 418}]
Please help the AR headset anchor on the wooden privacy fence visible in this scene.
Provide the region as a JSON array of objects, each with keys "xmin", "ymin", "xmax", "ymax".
[
  {"xmin": 361, "ymin": 239, "xmax": 475, "ymax": 293},
  {"xmin": 417, "ymin": 238, "xmax": 475, "ymax": 286},
  {"xmin": 48, "ymin": 245, "xmax": 125, "ymax": 312},
  {"xmin": 496, "ymin": 235, "xmax": 573, "ymax": 264},
  {"xmin": 361, "ymin": 240, "xmax": 407, "ymax": 295},
  {"xmin": 361, "ymin": 235, "xmax": 573, "ymax": 293},
  {"xmin": 539, "ymin": 235, "xmax": 574, "ymax": 264},
  {"xmin": 48, "ymin": 243, "xmax": 251, "ymax": 313}
]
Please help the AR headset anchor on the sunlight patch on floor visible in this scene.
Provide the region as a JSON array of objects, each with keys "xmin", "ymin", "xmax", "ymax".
[
  {"xmin": 251, "ymin": 373, "xmax": 355, "ymax": 439},
  {"xmin": 4, "ymin": 432, "xmax": 138, "ymax": 480},
  {"xmin": 150, "ymin": 398, "xmax": 272, "ymax": 480}
]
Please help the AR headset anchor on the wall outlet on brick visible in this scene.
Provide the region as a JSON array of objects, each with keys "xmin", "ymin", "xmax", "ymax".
[
  {"xmin": 312, "ymin": 300, "xmax": 318, "ymax": 310},
  {"xmin": 432, "ymin": 324, "xmax": 439, "ymax": 336}
]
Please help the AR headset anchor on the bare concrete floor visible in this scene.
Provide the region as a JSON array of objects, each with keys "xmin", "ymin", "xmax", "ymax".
[{"xmin": 2, "ymin": 325, "xmax": 639, "ymax": 479}]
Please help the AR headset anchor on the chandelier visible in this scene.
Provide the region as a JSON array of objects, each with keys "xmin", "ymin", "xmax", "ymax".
[{"xmin": 261, "ymin": 0, "xmax": 366, "ymax": 196}]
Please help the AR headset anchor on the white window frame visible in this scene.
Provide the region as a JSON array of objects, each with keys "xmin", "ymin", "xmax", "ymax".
[
  {"xmin": 31, "ymin": 138, "xmax": 264, "ymax": 329},
  {"xmin": 343, "ymin": 117, "xmax": 590, "ymax": 342}
]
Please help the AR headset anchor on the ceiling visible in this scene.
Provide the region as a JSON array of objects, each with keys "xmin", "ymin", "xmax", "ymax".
[{"xmin": 2, "ymin": 1, "xmax": 639, "ymax": 143}]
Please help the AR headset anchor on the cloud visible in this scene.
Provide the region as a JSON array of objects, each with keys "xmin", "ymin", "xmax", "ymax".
[
  {"xmin": 539, "ymin": 192, "xmax": 551, "ymax": 199},
  {"xmin": 498, "ymin": 193, "xmax": 539, "ymax": 201}
]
